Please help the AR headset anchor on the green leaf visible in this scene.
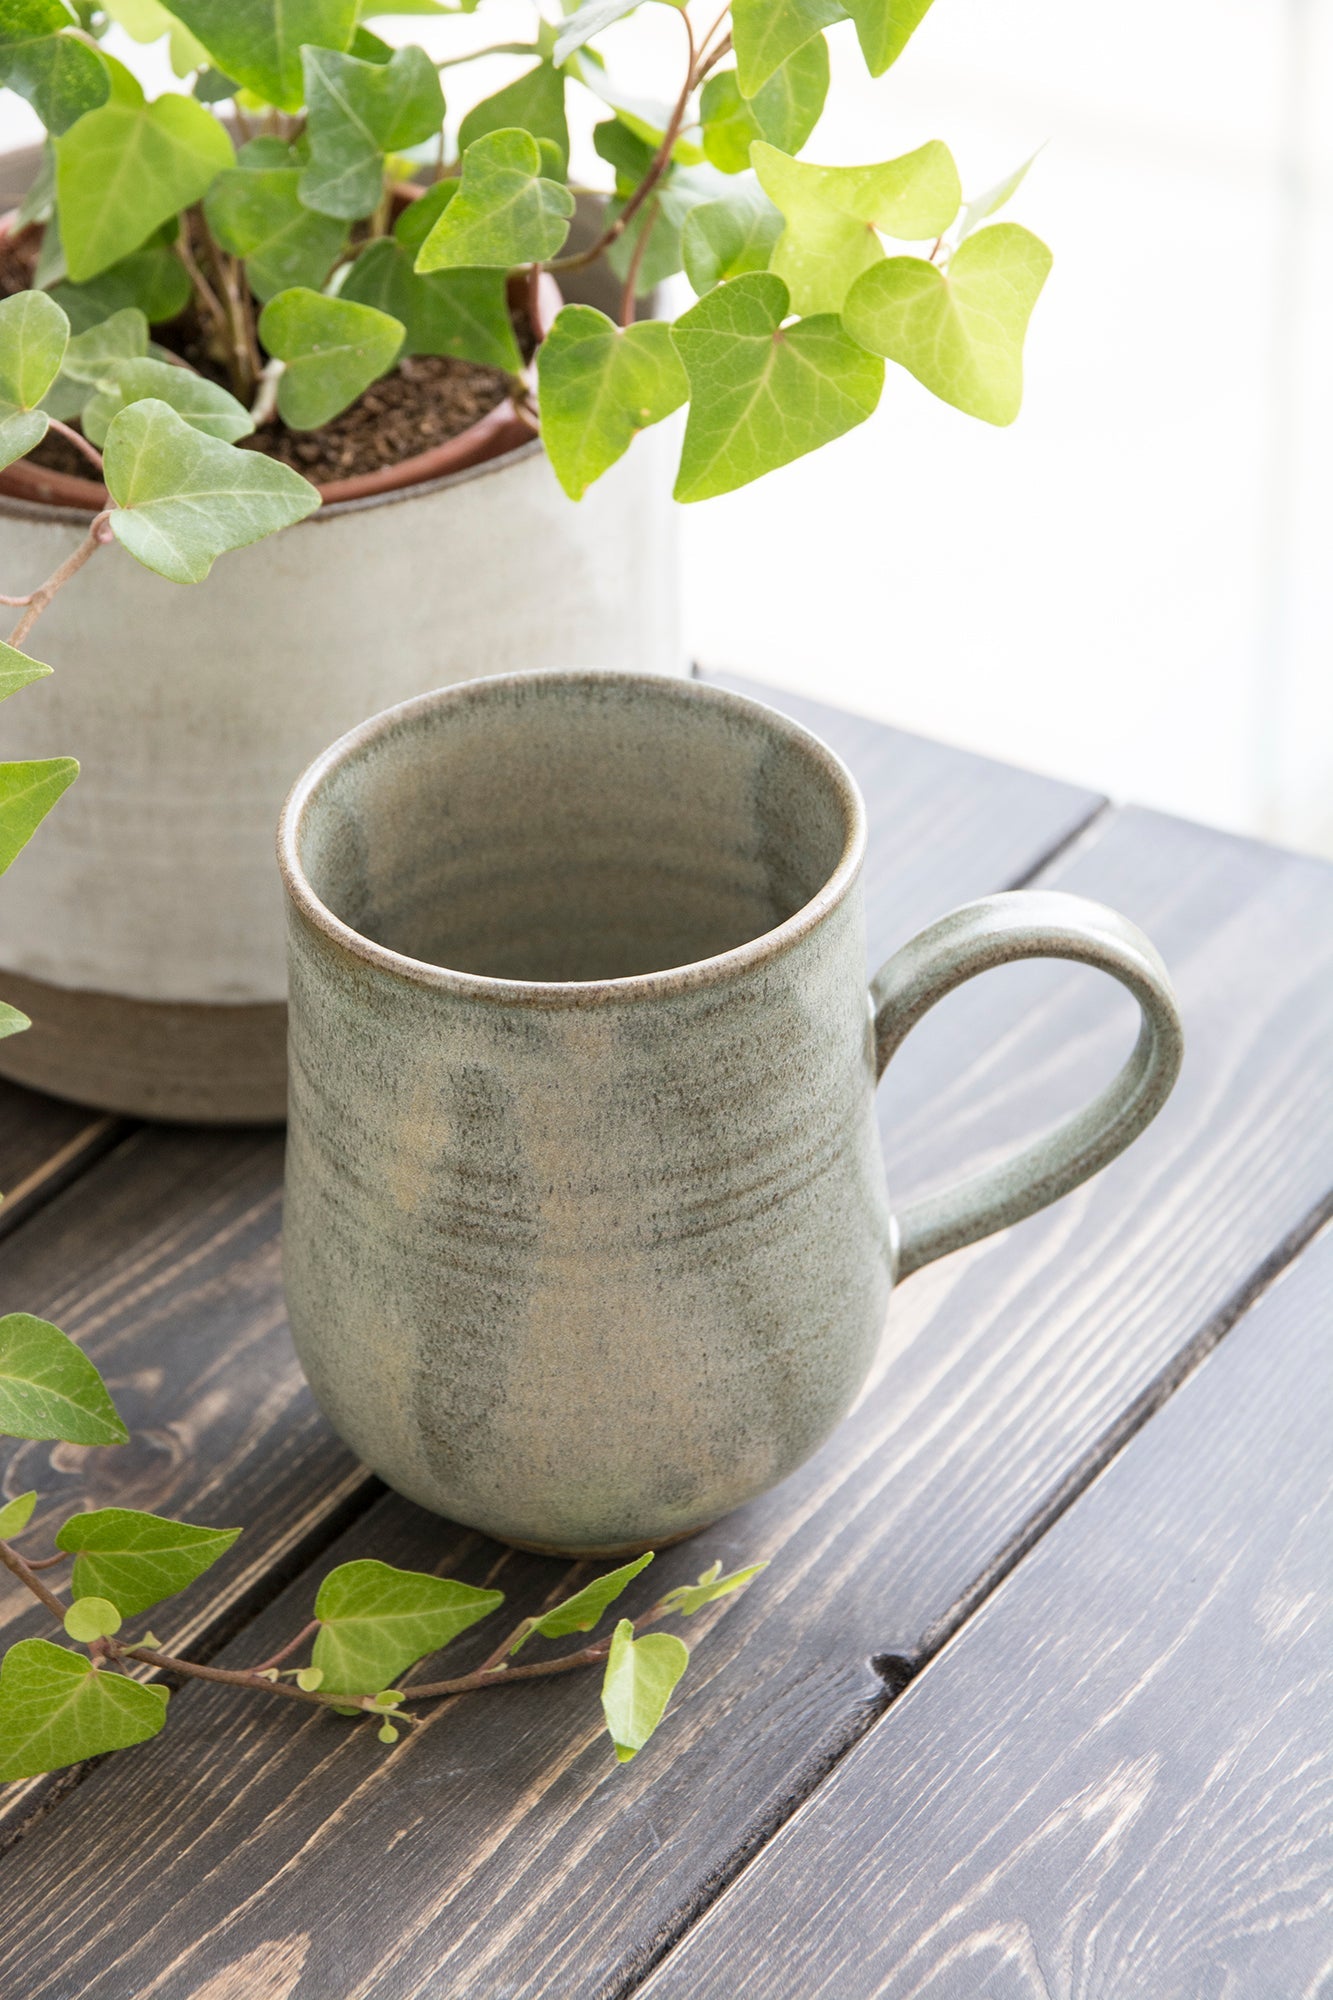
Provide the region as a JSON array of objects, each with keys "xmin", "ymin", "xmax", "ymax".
[
  {"xmin": 458, "ymin": 61, "xmax": 568, "ymax": 177},
  {"xmin": 538, "ymin": 306, "xmax": 685, "ymax": 500},
  {"xmin": 0, "ymin": 759, "xmax": 79, "ymax": 874},
  {"xmin": 842, "ymin": 0, "xmax": 936, "ymax": 75},
  {"xmin": 842, "ymin": 221, "xmax": 1051, "ymax": 424},
  {"xmin": 0, "ymin": 1000, "xmax": 33, "ymax": 1039},
  {"xmin": 606, "ymin": 159, "xmax": 732, "ymax": 298},
  {"xmin": 753, "ymin": 138, "xmax": 961, "ymax": 315},
  {"xmin": 414, "ymin": 129, "xmax": 573, "ymax": 274},
  {"xmin": 701, "ymin": 40, "xmax": 828, "ymax": 176},
  {"xmin": 517, "ymin": 1552, "xmax": 655, "ymax": 1650},
  {"xmin": 671, "ymin": 269, "xmax": 883, "ymax": 500},
  {"xmin": 295, "ymin": 1665, "xmax": 323, "ymax": 1690},
  {"xmin": 552, "ymin": 0, "xmax": 667, "ymax": 65},
  {"xmin": 63, "ymin": 1594, "xmax": 122, "ymax": 1642},
  {"xmin": 0, "ymin": 0, "xmax": 110, "ymax": 135},
  {"xmin": 660, "ymin": 1560, "xmax": 767, "ymax": 1615},
  {"xmin": 162, "ymin": 0, "xmax": 358, "ymax": 112},
  {"xmin": 731, "ymin": 0, "xmax": 846, "ymax": 97},
  {"xmin": 0, "ymin": 289, "xmax": 68, "ymax": 467},
  {"xmin": 340, "ymin": 240, "xmax": 520, "ymax": 371},
  {"xmin": 258, "ymin": 287, "xmax": 403, "ymax": 429},
  {"xmin": 956, "ymin": 148, "xmax": 1042, "ymax": 244},
  {"xmin": 0, "ymin": 1490, "xmax": 37, "ymax": 1539},
  {"xmin": 311, "ymin": 1558, "xmax": 504, "ymax": 1696},
  {"xmin": 299, "ymin": 43, "xmax": 444, "ymax": 220},
  {"xmin": 0, "ymin": 1313, "xmax": 126, "ymax": 1445},
  {"xmin": 104, "ymin": 398, "xmax": 320, "ymax": 583},
  {"xmin": 42, "ymin": 304, "xmax": 150, "ymax": 420},
  {"xmin": 204, "ymin": 164, "xmax": 347, "ymax": 301},
  {"xmin": 393, "ymin": 176, "xmax": 454, "ymax": 253},
  {"xmin": 55, "ymin": 87, "xmax": 234, "ymax": 283},
  {"xmin": 55, "ymin": 1507, "xmax": 241, "ymax": 1616},
  {"xmin": 682, "ymin": 178, "xmax": 782, "ymax": 294},
  {"xmin": 0, "ymin": 1639, "xmax": 167, "ymax": 1779},
  {"xmin": 49, "ymin": 247, "xmax": 192, "ymax": 332},
  {"xmin": 0, "ymin": 642, "xmax": 52, "ymax": 704},
  {"xmin": 599, "ymin": 1618, "xmax": 688, "ymax": 1762},
  {"xmin": 82, "ymin": 358, "xmax": 253, "ymax": 448}
]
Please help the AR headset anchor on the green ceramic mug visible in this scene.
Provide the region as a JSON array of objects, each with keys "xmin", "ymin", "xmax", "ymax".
[{"xmin": 279, "ymin": 671, "xmax": 1183, "ymax": 1555}]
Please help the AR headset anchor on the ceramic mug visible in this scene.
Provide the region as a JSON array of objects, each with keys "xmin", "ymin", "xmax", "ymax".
[{"xmin": 279, "ymin": 671, "xmax": 1183, "ymax": 1556}]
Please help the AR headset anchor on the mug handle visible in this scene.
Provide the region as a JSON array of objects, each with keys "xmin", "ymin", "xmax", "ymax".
[{"xmin": 872, "ymin": 890, "xmax": 1184, "ymax": 1279}]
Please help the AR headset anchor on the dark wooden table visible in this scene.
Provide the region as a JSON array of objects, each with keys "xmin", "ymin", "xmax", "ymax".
[{"xmin": 1, "ymin": 674, "xmax": 1330, "ymax": 2000}]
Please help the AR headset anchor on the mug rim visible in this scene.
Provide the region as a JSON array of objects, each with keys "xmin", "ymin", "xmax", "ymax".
[{"xmin": 277, "ymin": 669, "xmax": 868, "ymax": 1007}]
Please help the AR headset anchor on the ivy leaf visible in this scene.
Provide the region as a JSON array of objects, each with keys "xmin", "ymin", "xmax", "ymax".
[
  {"xmin": 0, "ymin": 1000, "xmax": 32, "ymax": 1039},
  {"xmin": 552, "ymin": 0, "xmax": 671, "ymax": 64},
  {"xmin": 0, "ymin": 642, "xmax": 51, "ymax": 704},
  {"xmin": 55, "ymin": 1508, "xmax": 242, "ymax": 1616},
  {"xmin": 956, "ymin": 148, "xmax": 1043, "ymax": 244},
  {"xmin": 393, "ymin": 178, "xmax": 454, "ymax": 253},
  {"xmin": 0, "ymin": 0, "xmax": 110, "ymax": 135},
  {"xmin": 0, "ymin": 1313, "xmax": 126, "ymax": 1445},
  {"xmin": 82, "ymin": 358, "xmax": 253, "ymax": 448},
  {"xmin": 300, "ymin": 43, "xmax": 444, "ymax": 221},
  {"xmin": 843, "ymin": 222, "xmax": 1051, "ymax": 424},
  {"xmin": 607, "ymin": 160, "xmax": 732, "ymax": 298},
  {"xmin": 312, "ymin": 1559, "xmax": 504, "ymax": 1697},
  {"xmin": 0, "ymin": 289, "xmax": 68, "ymax": 469},
  {"xmin": 842, "ymin": 0, "xmax": 936, "ymax": 74},
  {"xmin": 414, "ymin": 130, "xmax": 574, "ymax": 274},
  {"xmin": 340, "ymin": 241, "xmax": 520, "ymax": 372},
  {"xmin": 671, "ymin": 269, "xmax": 883, "ymax": 500},
  {"xmin": 63, "ymin": 1595, "xmax": 122, "ymax": 1642},
  {"xmin": 516, "ymin": 1552, "xmax": 655, "ymax": 1652},
  {"xmin": 55, "ymin": 83, "xmax": 234, "ymax": 283},
  {"xmin": 42, "ymin": 304, "xmax": 150, "ymax": 420},
  {"xmin": 682, "ymin": 178, "xmax": 782, "ymax": 294},
  {"xmin": 0, "ymin": 1639, "xmax": 168, "ymax": 1780},
  {"xmin": 538, "ymin": 306, "xmax": 686, "ymax": 500},
  {"xmin": 0, "ymin": 761, "xmax": 80, "ymax": 875},
  {"xmin": 104, "ymin": 398, "xmax": 320, "ymax": 583},
  {"xmin": 0, "ymin": 1490, "xmax": 37, "ymax": 1539},
  {"xmin": 599, "ymin": 1618, "xmax": 688, "ymax": 1763},
  {"xmin": 731, "ymin": 0, "xmax": 846, "ymax": 97},
  {"xmin": 458, "ymin": 61, "xmax": 569, "ymax": 177},
  {"xmin": 660, "ymin": 1560, "xmax": 767, "ymax": 1615},
  {"xmin": 700, "ymin": 41, "xmax": 828, "ymax": 176},
  {"xmin": 753, "ymin": 138, "xmax": 961, "ymax": 314},
  {"xmin": 258, "ymin": 288, "xmax": 404, "ymax": 429},
  {"xmin": 49, "ymin": 247, "xmax": 193, "ymax": 333},
  {"xmin": 204, "ymin": 164, "xmax": 347, "ymax": 301},
  {"xmin": 162, "ymin": 0, "xmax": 358, "ymax": 113}
]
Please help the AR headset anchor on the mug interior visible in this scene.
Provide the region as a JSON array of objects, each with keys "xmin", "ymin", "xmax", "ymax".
[{"xmin": 291, "ymin": 674, "xmax": 858, "ymax": 984}]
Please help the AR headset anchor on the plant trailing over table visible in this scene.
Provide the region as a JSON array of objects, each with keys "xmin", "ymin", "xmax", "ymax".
[
  {"xmin": 0, "ymin": 1315, "xmax": 766, "ymax": 1778},
  {"xmin": 0, "ymin": 0, "xmax": 1051, "ymax": 658}
]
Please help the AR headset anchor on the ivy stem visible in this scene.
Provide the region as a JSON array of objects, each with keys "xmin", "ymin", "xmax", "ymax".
[
  {"xmin": 24, "ymin": 1551, "xmax": 69, "ymax": 1572},
  {"xmin": 174, "ymin": 214, "xmax": 229, "ymax": 346},
  {"xmin": 546, "ymin": 4, "xmax": 697, "ymax": 277},
  {"xmin": 402, "ymin": 1598, "xmax": 672, "ymax": 1702},
  {"xmin": 196, "ymin": 207, "xmax": 258, "ymax": 400},
  {"xmin": 113, "ymin": 1641, "xmax": 335, "ymax": 1710},
  {"xmin": 618, "ymin": 200, "xmax": 656, "ymax": 326},
  {"xmin": 0, "ymin": 1536, "xmax": 68, "ymax": 1622},
  {"xmin": 249, "ymin": 1619, "xmax": 319, "ymax": 1673},
  {"xmin": 45, "ymin": 418, "xmax": 103, "ymax": 473},
  {"xmin": 435, "ymin": 40, "xmax": 538, "ymax": 67},
  {"xmin": 8, "ymin": 510, "xmax": 114, "ymax": 647}
]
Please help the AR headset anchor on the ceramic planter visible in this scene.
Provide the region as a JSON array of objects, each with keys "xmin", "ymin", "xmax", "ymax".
[{"xmin": 0, "ymin": 176, "xmax": 683, "ymax": 1122}]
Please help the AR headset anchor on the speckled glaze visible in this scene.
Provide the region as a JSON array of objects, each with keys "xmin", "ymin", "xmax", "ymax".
[{"xmin": 280, "ymin": 673, "xmax": 1183, "ymax": 1555}]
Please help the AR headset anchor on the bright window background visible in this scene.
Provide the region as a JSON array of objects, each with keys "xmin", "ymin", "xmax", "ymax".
[{"xmin": 3, "ymin": 2, "xmax": 1327, "ymax": 851}]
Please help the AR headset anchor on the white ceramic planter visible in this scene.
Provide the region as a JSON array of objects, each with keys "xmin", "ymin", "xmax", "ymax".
[{"xmin": 0, "ymin": 273, "xmax": 683, "ymax": 1120}]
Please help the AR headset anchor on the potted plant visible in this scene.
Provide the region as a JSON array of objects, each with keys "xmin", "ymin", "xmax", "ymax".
[{"xmin": 0, "ymin": 0, "xmax": 1050, "ymax": 1122}]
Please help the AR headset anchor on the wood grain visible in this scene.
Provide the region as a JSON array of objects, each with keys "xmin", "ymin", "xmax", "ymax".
[
  {"xmin": 639, "ymin": 1222, "xmax": 1333, "ymax": 2000},
  {"xmin": 0, "ymin": 704, "xmax": 1100, "ymax": 1847},
  {"xmin": 1, "ymin": 778, "xmax": 1330, "ymax": 1999},
  {"xmin": 0, "ymin": 1077, "xmax": 124, "ymax": 1242}
]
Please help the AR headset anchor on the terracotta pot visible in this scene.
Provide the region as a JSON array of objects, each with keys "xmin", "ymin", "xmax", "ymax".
[{"xmin": 0, "ymin": 168, "xmax": 684, "ymax": 1122}]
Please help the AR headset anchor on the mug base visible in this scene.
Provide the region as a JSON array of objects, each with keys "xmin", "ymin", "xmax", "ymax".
[{"xmin": 494, "ymin": 1521, "xmax": 716, "ymax": 1561}]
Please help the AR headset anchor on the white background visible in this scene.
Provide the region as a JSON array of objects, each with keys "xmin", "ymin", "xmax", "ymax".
[{"xmin": 6, "ymin": 1, "xmax": 1329, "ymax": 851}]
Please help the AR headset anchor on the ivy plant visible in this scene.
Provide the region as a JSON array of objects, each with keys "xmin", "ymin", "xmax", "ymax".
[
  {"xmin": 0, "ymin": 0, "xmax": 1051, "ymax": 656},
  {"xmin": 0, "ymin": 1312, "xmax": 766, "ymax": 1779}
]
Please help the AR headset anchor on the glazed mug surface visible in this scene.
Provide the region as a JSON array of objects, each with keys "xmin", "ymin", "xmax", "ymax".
[{"xmin": 279, "ymin": 671, "xmax": 1183, "ymax": 1555}]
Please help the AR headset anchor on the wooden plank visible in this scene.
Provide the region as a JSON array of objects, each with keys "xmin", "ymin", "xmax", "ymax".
[
  {"xmin": 1, "ymin": 798, "xmax": 1330, "ymax": 1999},
  {"xmin": 0, "ymin": 710, "xmax": 1099, "ymax": 1835},
  {"xmin": 639, "ymin": 1222, "xmax": 1333, "ymax": 2000},
  {"xmin": 0, "ymin": 1078, "xmax": 125, "ymax": 1243}
]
